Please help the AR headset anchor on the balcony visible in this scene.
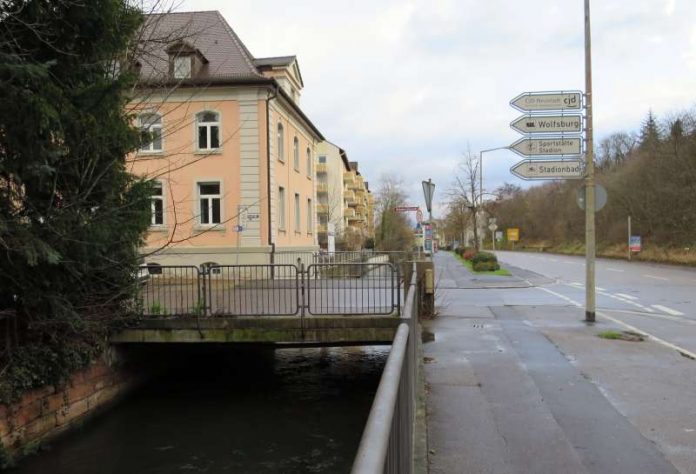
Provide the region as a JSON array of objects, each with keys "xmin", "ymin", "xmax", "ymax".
[
  {"xmin": 344, "ymin": 207, "xmax": 356, "ymax": 218},
  {"xmin": 317, "ymin": 222, "xmax": 327, "ymax": 233},
  {"xmin": 343, "ymin": 172, "xmax": 356, "ymax": 186},
  {"xmin": 316, "ymin": 163, "xmax": 327, "ymax": 173},
  {"xmin": 316, "ymin": 203, "xmax": 329, "ymax": 214},
  {"xmin": 344, "ymin": 190, "xmax": 356, "ymax": 204},
  {"xmin": 316, "ymin": 183, "xmax": 328, "ymax": 194}
]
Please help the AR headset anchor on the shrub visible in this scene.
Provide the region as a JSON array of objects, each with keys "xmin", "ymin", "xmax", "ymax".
[
  {"xmin": 473, "ymin": 261, "xmax": 500, "ymax": 272},
  {"xmin": 462, "ymin": 249, "xmax": 477, "ymax": 261},
  {"xmin": 471, "ymin": 251, "xmax": 497, "ymax": 265}
]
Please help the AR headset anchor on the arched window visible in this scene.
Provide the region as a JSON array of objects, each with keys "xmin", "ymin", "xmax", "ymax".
[
  {"xmin": 293, "ymin": 137, "xmax": 299, "ymax": 171},
  {"xmin": 306, "ymin": 147, "xmax": 312, "ymax": 177},
  {"xmin": 277, "ymin": 123, "xmax": 284, "ymax": 161},
  {"xmin": 196, "ymin": 111, "xmax": 220, "ymax": 150},
  {"xmin": 138, "ymin": 113, "xmax": 162, "ymax": 152}
]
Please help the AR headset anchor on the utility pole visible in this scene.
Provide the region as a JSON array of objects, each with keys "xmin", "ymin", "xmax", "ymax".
[
  {"xmin": 584, "ymin": 0, "xmax": 596, "ymax": 323},
  {"xmin": 627, "ymin": 215, "xmax": 632, "ymax": 261}
]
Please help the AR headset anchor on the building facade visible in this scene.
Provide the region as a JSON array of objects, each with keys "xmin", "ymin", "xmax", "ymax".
[
  {"xmin": 315, "ymin": 141, "xmax": 349, "ymax": 248},
  {"xmin": 128, "ymin": 11, "xmax": 323, "ymax": 266}
]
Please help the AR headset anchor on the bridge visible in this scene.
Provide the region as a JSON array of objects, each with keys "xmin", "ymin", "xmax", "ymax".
[
  {"xmin": 113, "ymin": 252, "xmax": 414, "ymax": 346},
  {"xmin": 111, "ymin": 251, "xmax": 427, "ymax": 473}
]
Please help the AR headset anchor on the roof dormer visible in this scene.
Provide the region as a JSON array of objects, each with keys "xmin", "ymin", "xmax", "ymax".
[
  {"xmin": 254, "ymin": 56, "xmax": 304, "ymax": 103},
  {"xmin": 166, "ymin": 40, "xmax": 208, "ymax": 79}
]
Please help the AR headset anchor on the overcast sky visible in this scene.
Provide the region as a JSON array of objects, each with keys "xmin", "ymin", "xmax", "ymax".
[{"xmin": 181, "ymin": 0, "xmax": 696, "ymax": 215}]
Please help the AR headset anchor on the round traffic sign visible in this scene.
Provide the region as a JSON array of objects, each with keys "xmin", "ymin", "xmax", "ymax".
[{"xmin": 576, "ymin": 184, "xmax": 607, "ymax": 212}]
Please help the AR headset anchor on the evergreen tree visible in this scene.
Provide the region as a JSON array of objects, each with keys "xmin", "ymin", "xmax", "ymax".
[
  {"xmin": 638, "ymin": 110, "xmax": 661, "ymax": 155},
  {"xmin": 0, "ymin": 0, "xmax": 151, "ymax": 390}
]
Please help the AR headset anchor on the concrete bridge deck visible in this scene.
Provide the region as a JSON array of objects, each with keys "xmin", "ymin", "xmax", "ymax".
[{"xmin": 111, "ymin": 314, "xmax": 403, "ymax": 345}]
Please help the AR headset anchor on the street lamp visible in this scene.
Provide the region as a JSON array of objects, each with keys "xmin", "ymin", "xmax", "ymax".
[
  {"xmin": 422, "ymin": 178, "xmax": 435, "ymax": 222},
  {"xmin": 479, "ymin": 147, "xmax": 509, "ymax": 208}
]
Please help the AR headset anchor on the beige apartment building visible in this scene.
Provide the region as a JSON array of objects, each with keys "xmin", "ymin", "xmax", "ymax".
[
  {"xmin": 315, "ymin": 144, "xmax": 375, "ymax": 249},
  {"xmin": 315, "ymin": 141, "xmax": 349, "ymax": 247},
  {"xmin": 128, "ymin": 11, "xmax": 324, "ymax": 266},
  {"xmin": 344, "ymin": 162, "xmax": 374, "ymax": 247}
]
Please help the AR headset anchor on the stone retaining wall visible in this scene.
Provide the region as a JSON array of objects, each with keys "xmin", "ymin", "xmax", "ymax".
[{"xmin": 0, "ymin": 350, "xmax": 139, "ymax": 461}]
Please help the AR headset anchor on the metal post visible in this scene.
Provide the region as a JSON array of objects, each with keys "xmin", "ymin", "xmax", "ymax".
[
  {"xmin": 584, "ymin": 0, "xmax": 596, "ymax": 323},
  {"xmin": 627, "ymin": 215, "xmax": 631, "ymax": 261}
]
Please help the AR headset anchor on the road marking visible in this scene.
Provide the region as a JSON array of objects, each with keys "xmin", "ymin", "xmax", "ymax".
[
  {"xmin": 652, "ymin": 305, "xmax": 685, "ymax": 316},
  {"xmin": 596, "ymin": 286, "xmax": 606, "ymax": 291},
  {"xmin": 644, "ymin": 274, "xmax": 668, "ymax": 281},
  {"xmin": 603, "ymin": 309, "xmax": 696, "ymax": 325},
  {"xmin": 593, "ymin": 290, "xmax": 655, "ymax": 313},
  {"xmin": 606, "ymin": 268, "xmax": 624, "ymax": 273},
  {"xmin": 569, "ymin": 282, "xmax": 584, "ymax": 288},
  {"xmin": 537, "ymin": 286, "xmax": 696, "ymax": 360},
  {"xmin": 615, "ymin": 293, "xmax": 637, "ymax": 300},
  {"xmin": 537, "ymin": 286, "xmax": 582, "ymax": 307}
]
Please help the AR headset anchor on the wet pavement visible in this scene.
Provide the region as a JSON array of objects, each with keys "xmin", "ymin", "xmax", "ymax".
[{"xmin": 424, "ymin": 251, "xmax": 690, "ymax": 473}]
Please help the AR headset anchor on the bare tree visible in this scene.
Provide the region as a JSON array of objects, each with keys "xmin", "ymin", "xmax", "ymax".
[
  {"xmin": 375, "ymin": 174, "xmax": 413, "ymax": 252},
  {"xmin": 450, "ymin": 150, "xmax": 482, "ymax": 249}
]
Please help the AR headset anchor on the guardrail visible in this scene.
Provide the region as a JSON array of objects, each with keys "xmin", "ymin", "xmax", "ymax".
[
  {"xmin": 137, "ymin": 259, "xmax": 401, "ymax": 317},
  {"xmin": 351, "ymin": 262, "xmax": 417, "ymax": 473}
]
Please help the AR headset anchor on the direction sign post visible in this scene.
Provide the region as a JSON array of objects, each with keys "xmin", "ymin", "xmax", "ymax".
[
  {"xmin": 510, "ymin": 137, "xmax": 582, "ymax": 157},
  {"xmin": 510, "ymin": 114, "xmax": 583, "ymax": 135},
  {"xmin": 510, "ymin": 91, "xmax": 582, "ymax": 112},
  {"xmin": 584, "ymin": 0, "xmax": 596, "ymax": 323},
  {"xmin": 511, "ymin": 159, "xmax": 584, "ymax": 180}
]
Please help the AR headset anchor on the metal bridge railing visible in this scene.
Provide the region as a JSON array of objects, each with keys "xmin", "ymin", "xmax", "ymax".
[
  {"xmin": 137, "ymin": 259, "xmax": 401, "ymax": 317},
  {"xmin": 351, "ymin": 263, "xmax": 417, "ymax": 474}
]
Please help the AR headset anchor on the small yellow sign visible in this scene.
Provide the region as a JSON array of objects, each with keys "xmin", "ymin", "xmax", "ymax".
[{"xmin": 507, "ymin": 228, "xmax": 520, "ymax": 242}]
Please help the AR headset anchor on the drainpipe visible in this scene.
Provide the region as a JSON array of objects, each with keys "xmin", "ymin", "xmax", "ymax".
[{"xmin": 266, "ymin": 85, "xmax": 279, "ymax": 265}]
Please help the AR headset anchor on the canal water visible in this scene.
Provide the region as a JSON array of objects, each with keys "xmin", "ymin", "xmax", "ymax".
[{"xmin": 12, "ymin": 345, "xmax": 387, "ymax": 474}]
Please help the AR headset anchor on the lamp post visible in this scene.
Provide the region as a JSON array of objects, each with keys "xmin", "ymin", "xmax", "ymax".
[
  {"xmin": 422, "ymin": 179, "xmax": 436, "ymax": 253},
  {"xmin": 422, "ymin": 178, "xmax": 435, "ymax": 222}
]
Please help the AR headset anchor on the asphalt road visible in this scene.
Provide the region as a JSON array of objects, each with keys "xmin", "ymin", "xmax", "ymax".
[{"xmin": 494, "ymin": 250, "xmax": 696, "ymax": 356}]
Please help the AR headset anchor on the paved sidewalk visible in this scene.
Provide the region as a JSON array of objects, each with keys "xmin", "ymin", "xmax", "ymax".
[{"xmin": 424, "ymin": 252, "xmax": 681, "ymax": 474}]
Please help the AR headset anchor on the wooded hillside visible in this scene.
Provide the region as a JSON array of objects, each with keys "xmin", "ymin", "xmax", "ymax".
[{"xmin": 487, "ymin": 109, "xmax": 696, "ymax": 250}]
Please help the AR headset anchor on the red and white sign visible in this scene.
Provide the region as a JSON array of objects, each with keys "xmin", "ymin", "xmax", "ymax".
[{"xmin": 394, "ymin": 206, "xmax": 419, "ymax": 212}]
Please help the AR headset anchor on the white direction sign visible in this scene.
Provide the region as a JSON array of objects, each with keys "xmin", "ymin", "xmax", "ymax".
[
  {"xmin": 510, "ymin": 159, "xmax": 584, "ymax": 180},
  {"xmin": 510, "ymin": 114, "xmax": 583, "ymax": 135},
  {"xmin": 510, "ymin": 137, "xmax": 582, "ymax": 157},
  {"xmin": 510, "ymin": 91, "xmax": 582, "ymax": 112}
]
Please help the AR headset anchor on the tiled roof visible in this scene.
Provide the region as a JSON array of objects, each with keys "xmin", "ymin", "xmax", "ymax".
[
  {"xmin": 137, "ymin": 11, "xmax": 264, "ymax": 82},
  {"xmin": 254, "ymin": 56, "xmax": 296, "ymax": 68}
]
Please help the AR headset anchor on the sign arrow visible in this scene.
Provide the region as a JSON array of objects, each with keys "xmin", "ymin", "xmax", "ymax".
[
  {"xmin": 510, "ymin": 114, "xmax": 583, "ymax": 135},
  {"xmin": 510, "ymin": 137, "xmax": 582, "ymax": 157},
  {"xmin": 510, "ymin": 91, "xmax": 582, "ymax": 112},
  {"xmin": 510, "ymin": 159, "xmax": 584, "ymax": 180}
]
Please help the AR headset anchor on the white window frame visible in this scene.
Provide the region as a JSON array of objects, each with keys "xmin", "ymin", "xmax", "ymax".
[
  {"xmin": 278, "ymin": 186, "xmax": 286, "ymax": 230},
  {"xmin": 138, "ymin": 113, "xmax": 163, "ymax": 153},
  {"xmin": 294, "ymin": 193, "xmax": 301, "ymax": 231},
  {"xmin": 306, "ymin": 148, "xmax": 312, "ymax": 178},
  {"xmin": 174, "ymin": 56, "xmax": 192, "ymax": 79},
  {"xmin": 293, "ymin": 137, "xmax": 300, "ymax": 171},
  {"xmin": 197, "ymin": 181, "xmax": 222, "ymax": 225},
  {"xmin": 277, "ymin": 123, "xmax": 285, "ymax": 162},
  {"xmin": 151, "ymin": 181, "xmax": 164, "ymax": 226},
  {"xmin": 196, "ymin": 111, "xmax": 221, "ymax": 151}
]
